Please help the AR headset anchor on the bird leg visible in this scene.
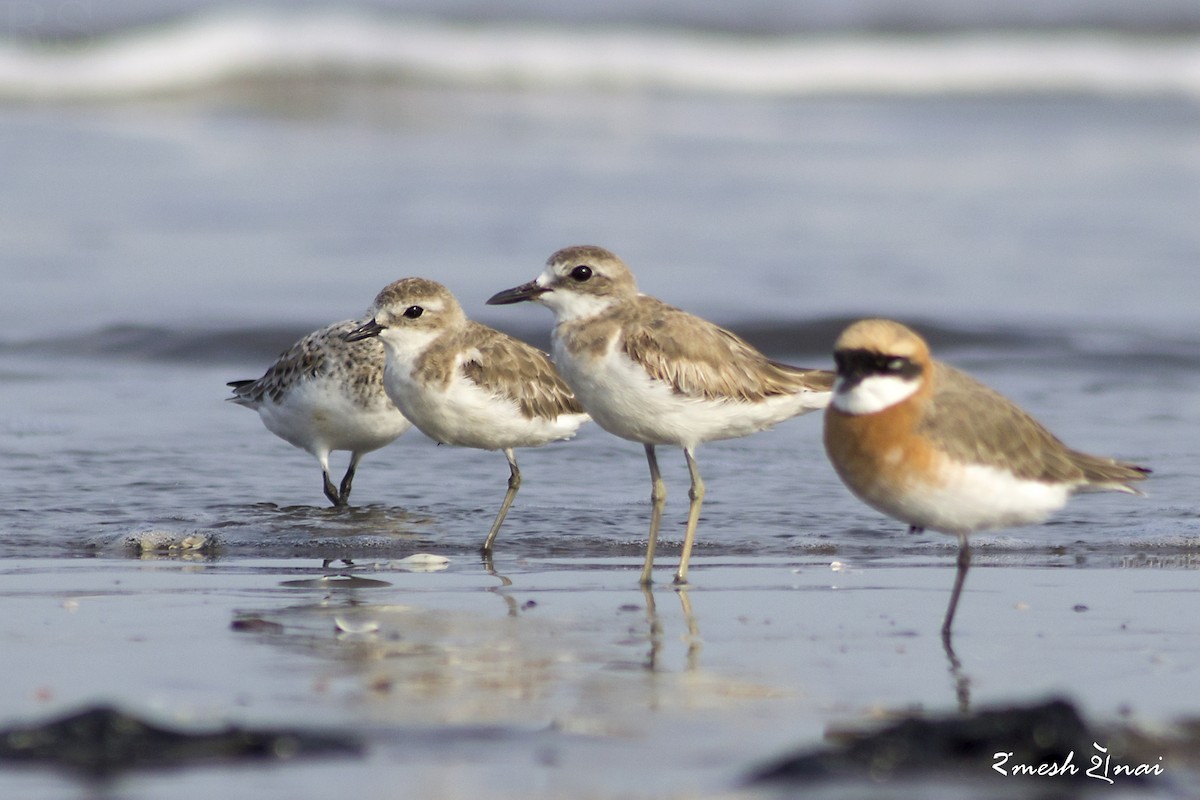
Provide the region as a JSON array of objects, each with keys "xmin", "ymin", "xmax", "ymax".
[
  {"xmin": 639, "ymin": 444, "xmax": 667, "ymax": 585},
  {"xmin": 336, "ymin": 453, "xmax": 361, "ymax": 506},
  {"xmin": 482, "ymin": 448, "xmax": 521, "ymax": 554},
  {"xmin": 941, "ymin": 535, "xmax": 972, "ymax": 638},
  {"xmin": 322, "ymin": 469, "xmax": 345, "ymax": 507},
  {"xmin": 673, "ymin": 447, "xmax": 706, "ymax": 585}
]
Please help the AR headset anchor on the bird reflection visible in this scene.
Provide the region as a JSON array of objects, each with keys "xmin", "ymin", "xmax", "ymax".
[
  {"xmin": 642, "ymin": 586, "xmax": 702, "ymax": 673},
  {"xmin": 943, "ymin": 632, "xmax": 972, "ymax": 712},
  {"xmin": 482, "ymin": 552, "xmax": 520, "ymax": 617}
]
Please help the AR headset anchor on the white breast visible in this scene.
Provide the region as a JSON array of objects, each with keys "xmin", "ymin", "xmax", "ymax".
[
  {"xmin": 382, "ymin": 343, "xmax": 585, "ymax": 451},
  {"xmin": 876, "ymin": 459, "xmax": 1074, "ymax": 535},
  {"xmin": 553, "ymin": 334, "xmax": 822, "ymax": 449},
  {"xmin": 255, "ymin": 375, "xmax": 411, "ymax": 458}
]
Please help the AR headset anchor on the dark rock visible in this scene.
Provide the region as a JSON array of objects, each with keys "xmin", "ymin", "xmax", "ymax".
[
  {"xmin": 0, "ymin": 705, "xmax": 361, "ymax": 777},
  {"xmin": 749, "ymin": 698, "xmax": 1102, "ymax": 785}
]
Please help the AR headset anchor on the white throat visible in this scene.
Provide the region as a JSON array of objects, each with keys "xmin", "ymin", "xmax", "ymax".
[
  {"xmin": 377, "ymin": 326, "xmax": 441, "ymax": 368},
  {"xmin": 832, "ymin": 374, "xmax": 919, "ymax": 415},
  {"xmin": 537, "ymin": 281, "xmax": 617, "ymax": 322}
]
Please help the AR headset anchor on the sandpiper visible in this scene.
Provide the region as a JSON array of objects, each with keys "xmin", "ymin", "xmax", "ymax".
[
  {"xmin": 228, "ymin": 319, "xmax": 412, "ymax": 507},
  {"xmin": 345, "ymin": 278, "xmax": 589, "ymax": 553},
  {"xmin": 488, "ymin": 245, "xmax": 834, "ymax": 584}
]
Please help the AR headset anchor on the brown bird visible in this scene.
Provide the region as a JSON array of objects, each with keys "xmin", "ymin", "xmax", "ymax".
[{"xmin": 823, "ymin": 318, "xmax": 1150, "ymax": 637}]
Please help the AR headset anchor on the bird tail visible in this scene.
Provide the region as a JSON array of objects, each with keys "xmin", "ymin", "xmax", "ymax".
[
  {"xmin": 226, "ymin": 379, "xmax": 258, "ymax": 406},
  {"xmin": 1073, "ymin": 452, "xmax": 1152, "ymax": 495}
]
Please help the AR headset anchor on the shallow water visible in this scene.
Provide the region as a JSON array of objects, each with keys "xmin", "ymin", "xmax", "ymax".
[{"xmin": 1, "ymin": 5, "xmax": 1199, "ymax": 795}]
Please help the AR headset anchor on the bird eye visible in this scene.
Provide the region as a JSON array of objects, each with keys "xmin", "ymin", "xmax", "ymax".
[
  {"xmin": 403, "ymin": 306, "xmax": 424, "ymax": 319},
  {"xmin": 569, "ymin": 265, "xmax": 592, "ymax": 282}
]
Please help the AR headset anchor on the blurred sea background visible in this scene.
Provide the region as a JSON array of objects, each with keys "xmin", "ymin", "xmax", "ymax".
[
  {"xmin": 3, "ymin": 0, "xmax": 1199, "ymax": 336},
  {"xmin": 0, "ymin": 2, "xmax": 1198, "ymax": 798}
]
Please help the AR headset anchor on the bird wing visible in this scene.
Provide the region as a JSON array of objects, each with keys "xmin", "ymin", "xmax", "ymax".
[
  {"xmin": 227, "ymin": 320, "xmax": 373, "ymax": 405},
  {"xmin": 920, "ymin": 363, "xmax": 1148, "ymax": 489},
  {"xmin": 459, "ymin": 322, "xmax": 587, "ymax": 420},
  {"xmin": 620, "ymin": 298, "xmax": 834, "ymax": 402}
]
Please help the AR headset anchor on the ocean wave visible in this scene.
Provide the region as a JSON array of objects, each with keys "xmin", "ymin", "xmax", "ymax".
[
  {"xmin": 1, "ymin": 10, "xmax": 1198, "ymax": 100},
  {"xmin": 4, "ymin": 319, "xmax": 1199, "ymax": 369}
]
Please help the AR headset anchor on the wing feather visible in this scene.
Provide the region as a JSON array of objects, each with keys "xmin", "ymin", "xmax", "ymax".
[
  {"xmin": 921, "ymin": 363, "xmax": 1148, "ymax": 489},
  {"xmin": 227, "ymin": 320, "xmax": 381, "ymax": 406},
  {"xmin": 459, "ymin": 322, "xmax": 586, "ymax": 420},
  {"xmin": 619, "ymin": 298, "xmax": 833, "ymax": 402}
]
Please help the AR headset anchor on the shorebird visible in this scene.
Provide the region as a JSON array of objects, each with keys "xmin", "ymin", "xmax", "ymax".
[
  {"xmin": 823, "ymin": 318, "xmax": 1150, "ymax": 636},
  {"xmin": 227, "ymin": 319, "xmax": 412, "ymax": 507},
  {"xmin": 488, "ymin": 245, "xmax": 834, "ymax": 585},
  {"xmin": 344, "ymin": 278, "xmax": 589, "ymax": 553}
]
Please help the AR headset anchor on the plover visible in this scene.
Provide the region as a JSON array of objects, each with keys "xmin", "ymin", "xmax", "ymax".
[
  {"xmin": 344, "ymin": 278, "xmax": 589, "ymax": 553},
  {"xmin": 823, "ymin": 318, "xmax": 1150, "ymax": 636},
  {"xmin": 228, "ymin": 319, "xmax": 412, "ymax": 507},
  {"xmin": 488, "ymin": 245, "xmax": 834, "ymax": 585}
]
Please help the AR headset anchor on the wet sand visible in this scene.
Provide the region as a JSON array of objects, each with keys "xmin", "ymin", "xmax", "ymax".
[{"xmin": 2, "ymin": 553, "xmax": 1197, "ymax": 798}]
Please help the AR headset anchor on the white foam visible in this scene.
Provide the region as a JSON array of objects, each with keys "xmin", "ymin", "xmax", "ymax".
[{"xmin": 1, "ymin": 10, "xmax": 1198, "ymax": 100}]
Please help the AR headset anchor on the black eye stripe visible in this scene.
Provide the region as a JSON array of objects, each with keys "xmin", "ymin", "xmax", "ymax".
[{"xmin": 835, "ymin": 349, "xmax": 921, "ymax": 379}]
